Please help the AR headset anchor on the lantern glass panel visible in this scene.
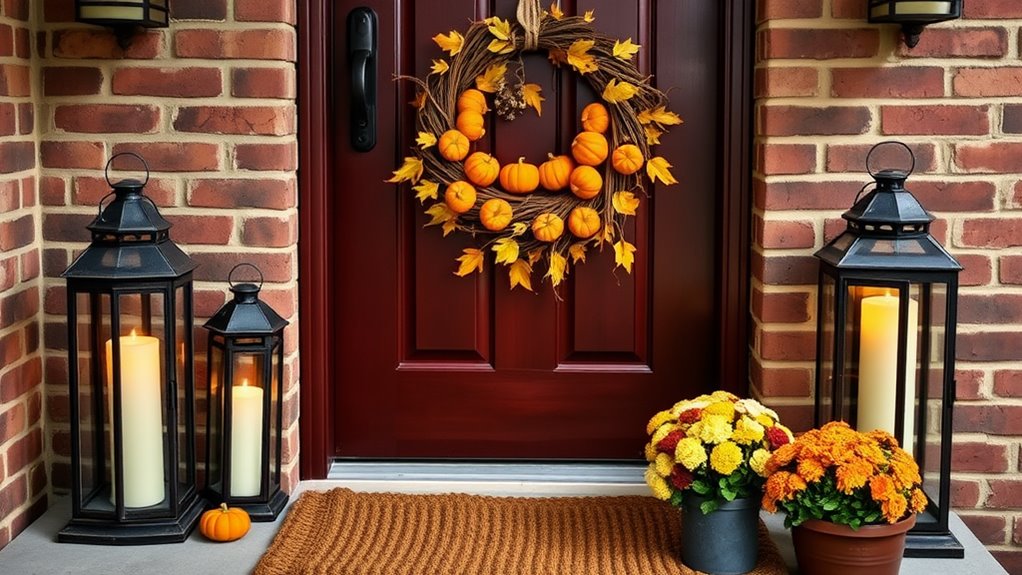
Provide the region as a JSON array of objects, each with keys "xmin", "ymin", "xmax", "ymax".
[
  {"xmin": 817, "ymin": 274, "xmax": 836, "ymax": 425},
  {"xmin": 74, "ymin": 292, "xmax": 108, "ymax": 505},
  {"xmin": 229, "ymin": 352, "xmax": 265, "ymax": 498},
  {"xmin": 270, "ymin": 343, "xmax": 281, "ymax": 486},
  {"xmin": 920, "ymin": 283, "xmax": 949, "ymax": 524},
  {"xmin": 173, "ymin": 285, "xmax": 192, "ymax": 496},
  {"xmin": 207, "ymin": 343, "xmax": 224, "ymax": 493}
]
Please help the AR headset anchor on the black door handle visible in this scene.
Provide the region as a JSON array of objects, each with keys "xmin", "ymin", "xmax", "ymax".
[{"xmin": 348, "ymin": 7, "xmax": 377, "ymax": 152}]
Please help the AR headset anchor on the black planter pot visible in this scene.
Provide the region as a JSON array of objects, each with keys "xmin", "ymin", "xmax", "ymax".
[{"xmin": 680, "ymin": 493, "xmax": 761, "ymax": 575}]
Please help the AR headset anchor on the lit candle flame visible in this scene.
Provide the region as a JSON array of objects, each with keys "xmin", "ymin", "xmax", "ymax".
[
  {"xmin": 129, "ymin": 328, "xmax": 138, "ymax": 341},
  {"xmin": 240, "ymin": 378, "xmax": 250, "ymax": 388}
]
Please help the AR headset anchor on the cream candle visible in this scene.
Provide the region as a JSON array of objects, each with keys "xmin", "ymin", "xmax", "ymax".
[
  {"xmin": 230, "ymin": 379, "xmax": 263, "ymax": 497},
  {"xmin": 857, "ymin": 293, "xmax": 919, "ymax": 454},
  {"xmin": 106, "ymin": 330, "xmax": 165, "ymax": 508}
]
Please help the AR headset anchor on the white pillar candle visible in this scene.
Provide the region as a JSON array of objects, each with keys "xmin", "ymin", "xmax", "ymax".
[
  {"xmin": 857, "ymin": 293, "xmax": 919, "ymax": 454},
  {"xmin": 230, "ymin": 379, "xmax": 263, "ymax": 497},
  {"xmin": 106, "ymin": 330, "xmax": 166, "ymax": 508}
]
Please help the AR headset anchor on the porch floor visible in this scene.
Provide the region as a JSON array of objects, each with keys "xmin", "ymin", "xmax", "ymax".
[{"xmin": 0, "ymin": 478, "xmax": 1007, "ymax": 574}]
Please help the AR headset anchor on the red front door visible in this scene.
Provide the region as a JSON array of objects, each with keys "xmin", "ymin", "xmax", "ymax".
[{"xmin": 323, "ymin": 0, "xmax": 739, "ymax": 460}]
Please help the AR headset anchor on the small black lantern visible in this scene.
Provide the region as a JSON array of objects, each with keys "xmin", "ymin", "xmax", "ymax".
[
  {"xmin": 75, "ymin": 0, "xmax": 170, "ymax": 48},
  {"xmin": 203, "ymin": 264, "xmax": 288, "ymax": 520},
  {"xmin": 814, "ymin": 142, "xmax": 963, "ymax": 558},
  {"xmin": 59, "ymin": 153, "xmax": 204, "ymax": 544},
  {"xmin": 868, "ymin": 0, "xmax": 962, "ymax": 48}
]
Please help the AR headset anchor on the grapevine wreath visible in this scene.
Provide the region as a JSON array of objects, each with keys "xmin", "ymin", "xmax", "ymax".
[{"xmin": 387, "ymin": 0, "xmax": 681, "ymax": 291}]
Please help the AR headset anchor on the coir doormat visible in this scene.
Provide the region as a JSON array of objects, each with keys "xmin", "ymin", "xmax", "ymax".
[{"xmin": 253, "ymin": 488, "xmax": 787, "ymax": 575}]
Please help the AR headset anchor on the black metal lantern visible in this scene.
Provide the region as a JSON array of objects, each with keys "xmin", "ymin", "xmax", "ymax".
[
  {"xmin": 868, "ymin": 0, "xmax": 962, "ymax": 48},
  {"xmin": 203, "ymin": 264, "xmax": 288, "ymax": 520},
  {"xmin": 59, "ymin": 153, "xmax": 204, "ymax": 544},
  {"xmin": 75, "ymin": 0, "xmax": 170, "ymax": 48},
  {"xmin": 814, "ymin": 142, "xmax": 963, "ymax": 558}
]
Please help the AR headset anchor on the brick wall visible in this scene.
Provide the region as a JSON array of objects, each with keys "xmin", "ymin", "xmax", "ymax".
[
  {"xmin": 37, "ymin": 0, "xmax": 300, "ymax": 526},
  {"xmin": 0, "ymin": 0, "xmax": 45, "ymax": 550},
  {"xmin": 754, "ymin": 1, "xmax": 1022, "ymax": 572}
]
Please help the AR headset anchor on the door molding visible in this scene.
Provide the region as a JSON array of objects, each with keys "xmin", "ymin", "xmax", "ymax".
[{"xmin": 297, "ymin": 1, "xmax": 754, "ymax": 479}]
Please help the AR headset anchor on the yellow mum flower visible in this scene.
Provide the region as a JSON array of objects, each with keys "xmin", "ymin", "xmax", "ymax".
[
  {"xmin": 749, "ymin": 448, "xmax": 771, "ymax": 477},
  {"xmin": 710, "ymin": 390, "xmax": 738, "ymax": 402},
  {"xmin": 685, "ymin": 420, "xmax": 704, "ymax": 439},
  {"xmin": 699, "ymin": 414, "xmax": 733, "ymax": 444},
  {"xmin": 674, "ymin": 437, "xmax": 708, "ymax": 471},
  {"xmin": 654, "ymin": 453, "xmax": 674, "ymax": 477},
  {"xmin": 704, "ymin": 401, "xmax": 736, "ymax": 421},
  {"xmin": 651, "ymin": 423, "xmax": 677, "ymax": 446},
  {"xmin": 755, "ymin": 414, "xmax": 775, "ymax": 428},
  {"xmin": 646, "ymin": 410, "xmax": 675, "ymax": 435},
  {"xmin": 644, "ymin": 441, "xmax": 657, "ymax": 462},
  {"xmin": 709, "ymin": 441, "xmax": 744, "ymax": 475},
  {"xmin": 732, "ymin": 416, "xmax": 765, "ymax": 445},
  {"xmin": 645, "ymin": 466, "xmax": 672, "ymax": 500}
]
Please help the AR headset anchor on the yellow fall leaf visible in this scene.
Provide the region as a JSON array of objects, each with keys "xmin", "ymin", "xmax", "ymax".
[
  {"xmin": 614, "ymin": 240, "xmax": 636, "ymax": 273},
  {"xmin": 612, "ymin": 191, "xmax": 640, "ymax": 215},
  {"xmin": 410, "ymin": 91, "xmax": 426, "ymax": 110},
  {"xmin": 476, "ymin": 63, "xmax": 507, "ymax": 93},
  {"xmin": 599, "ymin": 223, "xmax": 615, "ymax": 246},
  {"xmin": 455, "ymin": 248, "xmax": 484, "ymax": 277},
  {"xmin": 412, "ymin": 180, "xmax": 438, "ymax": 204},
  {"xmin": 488, "ymin": 38, "xmax": 516, "ymax": 54},
  {"xmin": 433, "ymin": 31, "xmax": 464, "ymax": 56},
  {"xmin": 386, "ymin": 157, "xmax": 423, "ymax": 184},
  {"xmin": 602, "ymin": 79, "xmax": 637, "ymax": 104},
  {"xmin": 511, "ymin": 222, "xmax": 529, "ymax": 237},
  {"xmin": 548, "ymin": 2, "xmax": 564, "ymax": 19},
  {"xmin": 567, "ymin": 39, "xmax": 598, "ymax": 74},
  {"xmin": 416, "ymin": 132, "xmax": 437, "ymax": 149},
  {"xmin": 425, "ymin": 202, "xmax": 456, "ymax": 227},
  {"xmin": 644, "ymin": 125, "xmax": 663, "ymax": 145},
  {"xmin": 430, "ymin": 59, "xmax": 449, "ymax": 75},
  {"xmin": 492, "ymin": 238, "xmax": 520, "ymax": 265},
  {"xmin": 568, "ymin": 242, "xmax": 587, "ymax": 264},
  {"xmin": 583, "ymin": 10, "xmax": 596, "ymax": 22},
  {"xmin": 522, "ymin": 83, "xmax": 544, "ymax": 116},
  {"xmin": 647, "ymin": 156, "xmax": 679, "ymax": 185},
  {"xmin": 509, "ymin": 260, "xmax": 534, "ymax": 292},
  {"xmin": 613, "ymin": 38, "xmax": 641, "ymax": 60},
  {"xmin": 487, "ymin": 19, "xmax": 516, "ymax": 54},
  {"xmin": 442, "ymin": 219, "xmax": 457, "ymax": 237},
  {"xmin": 637, "ymin": 105, "xmax": 683, "ymax": 126},
  {"xmin": 546, "ymin": 252, "xmax": 567, "ymax": 287},
  {"xmin": 527, "ymin": 247, "xmax": 545, "ymax": 265}
]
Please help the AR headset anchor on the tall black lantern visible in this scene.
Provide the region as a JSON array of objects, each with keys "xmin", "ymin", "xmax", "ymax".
[
  {"xmin": 814, "ymin": 142, "xmax": 963, "ymax": 558},
  {"xmin": 867, "ymin": 0, "xmax": 962, "ymax": 48},
  {"xmin": 59, "ymin": 153, "xmax": 204, "ymax": 544},
  {"xmin": 203, "ymin": 264, "xmax": 288, "ymax": 520}
]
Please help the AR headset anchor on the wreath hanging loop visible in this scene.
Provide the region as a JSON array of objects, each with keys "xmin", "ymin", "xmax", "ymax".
[{"xmin": 516, "ymin": 0, "xmax": 543, "ymax": 51}]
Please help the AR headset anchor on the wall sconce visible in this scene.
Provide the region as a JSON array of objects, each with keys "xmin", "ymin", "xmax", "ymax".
[
  {"xmin": 868, "ymin": 0, "xmax": 962, "ymax": 48},
  {"xmin": 75, "ymin": 0, "xmax": 170, "ymax": 49},
  {"xmin": 814, "ymin": 142, "xmax": 963, "ymax": 557}
]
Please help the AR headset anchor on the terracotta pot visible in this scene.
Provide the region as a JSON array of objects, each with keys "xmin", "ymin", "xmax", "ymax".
[
  {"xmin": 680, "ymin": 494, "xmax": 760, "ymax": 575},
  {"xmin": 792, "ymin": 514, "xmax": 917, "ymax": 575}
]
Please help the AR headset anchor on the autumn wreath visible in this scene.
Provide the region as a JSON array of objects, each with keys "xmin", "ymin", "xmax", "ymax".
[{"xmin": 387, "ymin": 0, "xmax": 681, "ymax": 291}]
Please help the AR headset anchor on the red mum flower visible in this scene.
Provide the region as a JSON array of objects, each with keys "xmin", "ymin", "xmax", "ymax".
[
  {"xmin": 678, "ymin": 408, "xmax": 702, "ymax": 424},
  {"xmin": 657, "ymin": 429, "xmax": 686, "ymax": 453},
  {"xmin": 670, "ymin": 466, "xmax": 694, "ymax": 490},
  {"xmin": 766, "ymin": 426, "xmax": 790, "ymax": 450}
]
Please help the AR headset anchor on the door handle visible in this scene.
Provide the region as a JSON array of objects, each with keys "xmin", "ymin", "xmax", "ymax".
[{"xmin": 348, "ymin": 7, "xmax": 377, "ymax": 152}]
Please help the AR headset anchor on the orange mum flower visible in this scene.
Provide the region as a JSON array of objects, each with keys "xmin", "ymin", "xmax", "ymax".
[
  {"xmin": 910, "ymin": 488, "xmax": 928, "ymax": 513},
  {"xmin": 835, "ymin": 458, "xmax": 873, "ymax": 494},
  {"xmin": 869, "ymin": 475, "xmax": 896, "ymax": 502},
  {"xmin": 880, "ymin": 493, "xmax": 908, "ymax": 524},
  {"xmin": 796, "ymin": 458, "xmax": 826, "ymax": 483}
]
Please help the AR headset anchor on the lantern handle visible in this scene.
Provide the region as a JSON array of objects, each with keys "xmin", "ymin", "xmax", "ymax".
[
  {"xmin": 228, "ymin": 263, "xmax": 264, "ymax": 290},
  {"xmin": 104, "ymin": 152, "xmax": 151, "ymax": 188},
  {"xmin": 96, "ymin": 192, "xmax": 117, "ymax": 219},
  {"xmin": 853, "ymin": 182, "xmax": 875, "ymax": 205},
  {"xmin": 866, "ymin": 141, "xmax": 915, "ymax": 179}
]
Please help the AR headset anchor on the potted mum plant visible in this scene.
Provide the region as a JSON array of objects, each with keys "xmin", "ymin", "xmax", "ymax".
[
  {"xmin": 761, "ymin": 421, "xmax": 928, "ymax": 575},
  {"xmin": 644, "ymin": 391, "xmax": 792, "ymax": 575}
]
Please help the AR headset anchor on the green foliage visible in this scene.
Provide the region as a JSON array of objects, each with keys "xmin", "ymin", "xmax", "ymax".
[{"xmin": 777, "ymin": 475, "xmax": 883, "ymax": 530}]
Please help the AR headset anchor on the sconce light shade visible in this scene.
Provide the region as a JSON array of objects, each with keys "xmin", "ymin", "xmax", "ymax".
[
  {"xmin": 867, "ymin": 0, "xmax": 962, "ymax": 48},
  {"xmin": 75, "ymin": 0, "xmax": 170, "ymax": 48}
]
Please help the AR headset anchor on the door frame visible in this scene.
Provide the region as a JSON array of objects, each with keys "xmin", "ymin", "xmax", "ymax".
[{"xmin": 297, "ymin": 0, "xmax": 755, "ymax": 479}]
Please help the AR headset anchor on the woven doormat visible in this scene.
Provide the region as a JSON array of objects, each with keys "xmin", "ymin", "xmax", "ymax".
[{"xmin": 254, "ymin": 488, "xmax": 787, "ymax": 575}]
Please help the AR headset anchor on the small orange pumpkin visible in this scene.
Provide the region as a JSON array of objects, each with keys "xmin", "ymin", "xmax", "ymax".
[
  {"xmin": 568, "ymin": 206, "xmax": 601, "ymax": 239},
  {"xmin": 456, "ymin": 110, "xmax": 486, "ymax": 141},
  {"xmin": 479, "ymin": 198, "xmax": 513, "ymax": 231},
  {"xmin": 444, "ymin": 180, "xmax": 477, "ymax": 214},
  {"xmin": 464, "ymin": 152, "xmax": 500, "ymax": 187},
  {"xmin": 611, "ymin": 144, "xmax": 644, "ymax": 175},
  {"xmin": 457, "ymin": 88, "xmax": 489, "ymax": 114},
  {"xmin": 199, "ymin": 503, "xmax": 251, "ymax": 543},
  {"xmin": 571, "ymin": 131, "xmax": 609, "ymax": 166},
  {"xmin": 438, "ymin": 129, "xmax": 470, "ymax": 161},
  {"xmin": 532, "ymin": 212, "xmax": 564, "ymax": 243},
  {"xmin": 580, "ymin": 102, "xmax": 610, "ymax": 134},
  {"xmin": 499, "ymin": 157, "xmax": 540, "ymax": 194},
  {"xmin": 538, "ymin": 153, "xmax": 575, "ymax": 191},
  {"xmin": 569, "ymin": 165, "xmax": 602, "ymax": 200}
]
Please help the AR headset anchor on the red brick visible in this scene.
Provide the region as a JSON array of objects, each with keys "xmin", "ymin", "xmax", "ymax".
[
  {"xmin": 254, "ymin": 288, "xmax": 296, "ymax": 320},
  {"xmin": 54, "ymin": 104, "xmax": 160, "ymax": 134},
  {"xmin": 168, "ymin": 215, "xmax": 234, "ymax": 245},
  {"xmin": 188, "ymin": 178, "xmax": 295, "ymax": 209},
  {"xmin": 17, "ymin": 103, "xmax": 32, "ymax": 135},
  {"xmin": 21, "ymin": 249, "xmax": 38, "ymax": 281},
  {"xmin": 759, "ymin": 330, "xmax": 815, "ymax": 361},
  {"xmin": 957, "ymin": 332, "xmax": 1022, "ymax": 362},
  {"xmin": 6, "ymin": 0, "xmax": 30, "ymax": 20},
  {"xmin": 41, "ymin": 248, "xmax": 68, "ymax": 278},
  {"xmin": 752, "ymin": 288, "xmax": 811, "ymax": 324},
  {"xmin": 756, "ymin": 179, "xmax": 859, "ymax": 211},
  {"xmin": 174, "ymin": 29, "xmax": 296, "ymax": 61},
  {"xmin": 754, "ymin": 67, "xmax": 819, "ymax": 98},
  {"xmin": 0, "ymin": 103, "xmax": 14, "ymax": 136},
  {"xmin": 958, "ymin": 514, "xmax": 1006, "ymax": 545},
  {"xmin": 0, "ymin": 24, "xmax": 11, "ymax": 57},
  {"xmin": 14, "ymin": 26, "xmax": 29, "ymax": 59},
  {"xmin": 951, "ymin": 478, "xmax": 980, "ymax": 508},
  {"xmin": 952, "ymin": 442, "xmax": 1009, "ymax": 473},
  {"xmin": 992, "ymin": 551, "xmax": 1022, "ymax": 575},
  {"xmin": 999, "ymin": 104, "xmax": 1022, "ymax": 134},
  {"xmin": 757, "ymin": 143, "xmax": 816, "ymax": 175},
  {"xmin": 190, "ymin": 251, "xmax": 294, "ymax": 283},
  {"xmin": 231, "ymin": 67, "xmax": 295, "ymax": 99},
  {"xmin": 171, "ymin": 0, "xmax": 227, "ymax": 20},
  {"xmin": 0, "ymin": 356, "xmax": 41, "ymax": 403},
  {"xmin": 1015, "ymin": 516, "xmax": 1022, "ymax": 545},
  {"xmin": 235, "ymin": 0, "xmax": 295, "ymax": 23},
  {"xmin": 987, "ymin": 479, "xmax": 1022, "ymax": 508},
  {"xmin": 0, "ymin": 257, "xmax": 15, "ymax": 292},
  {"xmin": 39, "ymin": 141, "xmax": 105, "ymax": 169},
  {"xmin": 960, "ymin": 294, "xmax": 1022, "ymax": 325},
  {"xmin": 955, "ymin": 404, "xmax": 1022, "ymax": 435},
  {"xmin": 757, "ymin": 0, "xmax": 822, "ymax": 20},
  {"xmin": 52, "ymin": 29, "xmax": 163, "ymax": 60},
  {"xmin": 759, "ymin": 28, "xmax": 878, "ymax": 59},
  {"xmin": 40, "ymin": 212, "xmax": 92, "ymax": 243},
  {"xmin": 902, "ymin": 27, "xmax": 1008, "ymax": 58},
  {"xmin": 961, "ymin": 218, "xmax": 1022, "ymax": 248},
  {"xmin": 758, "ymin": 218, "xmax": 815, "ymax": 249},
  {"xmin": 112, "ymin": 67, "xmax": 222, "ymax": 97},
  {"xmin": 0, "ymin": 475, "xmax": 27, "ymax": 520},
  {"xmin": 750, "ymin": 360, "xmax": 812, "ymax": 397},
  {"xmin": 174, "ymin": 106, "xmax": 295, "ymax": 136},
  {"xmin": 234, "ymin": 143, "xmax": 297, "ymax": 171},
  {"xmin": 0, "ymin": 180, "xmax": 17, "ymax": 212},
  {"xmin": 832, "ymin": 67, "xmax": 944, "ymax": 98},
  {"xmin": 955, "ymin": 142, "xmax": 1022, "ymax": 173},
  {"xmin": 1002, "ymin": 256, "xmax": 1022, "ymax": 285},
  {"xmin": 71, "ymin": 176, "xmax": 175, "ymax": 208},
  {"xmin": 0, "ymin": 214, "xmax": 34, "ymax": 251},
  {"xmin": 956, "ymin": 254, "xmax": 992, "ymax": 287},
  {"xmin": 242, "ymin": 215, "xmax": 296, "ymax": 248},
  {"xmin": 826, "ymin": 143, "xmax": 936, "ymax": 174},
  {"xmin": 953, "ymin": 369, "xmax": 985, "ymax": 401},
  {"xmin": 882, "ymin": 105, "xmax": 989, "ymax": 136},
  {"xmin": 111, "ymin": 142, "xmax": 220, "ymax": 172},
  {"xmin": 994, "ymin": 371, "xmax": 1022, "ymax": 399},
  {"xmin": 954, "ymin": 67, "xmax": 1022, "ymax": 97},
  {"xmin": 752, "ymin": 253, "xmax": 817, "ymax": 285},
  {"xmin": 0, "ymin": 141, "xmax": 34, "ymax": 174},
  {"xmin": 907, "ymin": 180, "xmax": 995, "ymax": 213},
  {"xmin": 0, "ymin": 63, "xmax": 30, "ymax": 97},
  {"xmin": 5, "ymin": 428, "xmax": 42, "ymax": 473},
  {"xmin": 0, "ymin": 403, "xmax": 26, "ymax": 445},
  {"xmin": 42, "ymin": 66, "xmax": 103, "ymax": 96},
  {"xmin": 966, "ymin": 0, "xmax": 1022, "ymax": 18},
  {"xmin": 760, "ymin": 106, "xmax": 871, "ymax": 136},
  {"xmin": 0, "ymin": 330, "xmax": 22, "ymax": 366}
]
